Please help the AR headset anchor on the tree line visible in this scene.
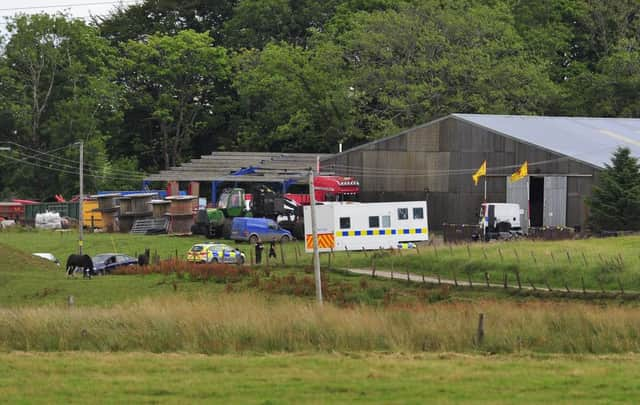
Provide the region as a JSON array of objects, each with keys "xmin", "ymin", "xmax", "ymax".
[{"xmin": 0, "ymin": 0, "xmax": 639, "ymax": 199}]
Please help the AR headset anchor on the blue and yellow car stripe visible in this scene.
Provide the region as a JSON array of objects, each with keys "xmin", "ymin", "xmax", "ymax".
[{"xmin": 337, "ymin": 228, "xmax": 427, "ymax": 237}]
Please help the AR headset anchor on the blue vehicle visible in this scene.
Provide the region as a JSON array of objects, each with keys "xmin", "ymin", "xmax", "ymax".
[
  {"xmin": 92, "ymin": 253, "xmax": 138, "ymax": 275},
  {"xmin": 230, "ymin": 217, "xmax": 292, "ymax": 244}
]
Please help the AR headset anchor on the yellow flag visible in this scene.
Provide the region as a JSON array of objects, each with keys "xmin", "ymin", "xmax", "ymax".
[
  {"xmin": 472, "ymin": 160, "xmax": 486, "ymax": 186},
  {"xmin": 510, "ymin": 161, "xmax": 528, "ymax": 183}
]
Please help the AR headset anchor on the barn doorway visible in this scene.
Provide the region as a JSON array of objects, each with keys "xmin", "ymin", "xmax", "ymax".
[{"xmin": 529, "ymin": 177, "xmax": 544, "ymax": 227}]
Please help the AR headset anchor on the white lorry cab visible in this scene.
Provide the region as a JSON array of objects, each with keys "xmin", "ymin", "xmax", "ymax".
[
  {"xmin": 478, "ymin": 203, "xmax": 523, "ymax": 240},
  {"xmin": 303, "ymin": 201, "xmax": 429, "ymax": 252}
]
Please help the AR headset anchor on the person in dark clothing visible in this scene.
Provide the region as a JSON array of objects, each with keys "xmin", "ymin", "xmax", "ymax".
[
  {"xmin": 268, "ymin": 242, "xmax": 277, "ymax": 258},
  {"xmin": 255, "ymin": 242, "xmax": 264, "ymax": 264}
]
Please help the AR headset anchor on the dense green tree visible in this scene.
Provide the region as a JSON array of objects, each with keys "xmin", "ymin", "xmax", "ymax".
[
  {"xmin": 327, "ymin": 1, "xmax": 559, "ymax": 136},
  {"xmin": 233, "ymin": 42, "xmax": 356, "ymax": 152},
  {"xmin": 587, "ymin": 147, "xmax": 640, "ymax": 231},
  {"xmin": 121, "ymin": 30, "xmax": 230, "ymax": 169},
  {"xmin": 0, "ymin": 14, "xmax": 123, "ymax": 199},
  {"xmin": 97, "ymin": 0, "xmax": 238, "ymax": 44}
]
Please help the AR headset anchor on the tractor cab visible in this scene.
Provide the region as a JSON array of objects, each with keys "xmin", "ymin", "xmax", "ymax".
[{"xmin": 217, "ymin": 188, "xmax": 247, "ymax": 217}]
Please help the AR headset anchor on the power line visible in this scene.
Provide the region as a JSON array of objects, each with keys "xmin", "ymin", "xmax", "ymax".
[
  {"xmin": 4, "ymin": 141, "xmax": 146, "ymax": 177},
  {"xmin": 0, "ymin": 1, "xmax": 139, "ymax": 13},
  {"xmin": 8, "ymin": 146, "xmax": 143, "ymax": 180},
  {"xmin": 0, "ymin": 149, "xmax": 144, "ymax": 182}
]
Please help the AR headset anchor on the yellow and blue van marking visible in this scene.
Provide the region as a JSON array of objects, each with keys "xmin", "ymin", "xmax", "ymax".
[{"xmin": 337, "ymin": 228, "xmax": 427, "ymax": 237}]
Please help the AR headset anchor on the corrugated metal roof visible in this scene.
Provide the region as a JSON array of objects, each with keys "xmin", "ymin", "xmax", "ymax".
[
  {"xmin": 453, "ymin": 114, "xmax": 640, "ymax": 169},
  {"xmin": 145, "ymin": 152, "xmax": 333, "ymax": 182}
]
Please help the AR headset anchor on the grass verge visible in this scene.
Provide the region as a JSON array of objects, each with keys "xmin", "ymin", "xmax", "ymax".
[
  {"xmin": 1, "ymin": 352, "xmax": 639, "ymax": 404},
  {"xmin": 2, "ymin": 293, "xmax": 640, "ymax": 354}
]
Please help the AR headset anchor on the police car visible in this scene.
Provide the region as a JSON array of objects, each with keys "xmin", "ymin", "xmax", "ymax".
[{"xmin": 187, "ymin": 243, "xmax": 246, "ymax": 265}]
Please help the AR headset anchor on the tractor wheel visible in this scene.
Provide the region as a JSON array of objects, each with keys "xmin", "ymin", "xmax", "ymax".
[{"xmin": 222, "ymin": 219, "xmax": 233, "ymax": 239}]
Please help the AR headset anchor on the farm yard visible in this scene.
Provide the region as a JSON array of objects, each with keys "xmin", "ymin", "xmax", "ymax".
[{"xmin": 2, "ymin": 229, "xmax": 640, "ymax": 401}]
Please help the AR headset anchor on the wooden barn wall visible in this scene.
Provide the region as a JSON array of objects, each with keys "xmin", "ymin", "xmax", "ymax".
[{"xmin": 323, "ymin": 117, "xmax": 599, "ymax": 230}]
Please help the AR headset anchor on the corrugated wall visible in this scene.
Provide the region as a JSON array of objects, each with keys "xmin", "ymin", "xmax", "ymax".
[{"xmin": 323, "ymin": 116, "xmax": 598, "ymax": 230}]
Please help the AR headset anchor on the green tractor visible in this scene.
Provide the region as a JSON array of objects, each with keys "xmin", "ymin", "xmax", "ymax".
[{"xmin": 191, "ymin": 188, "xmax": 252, "ymax": 238}]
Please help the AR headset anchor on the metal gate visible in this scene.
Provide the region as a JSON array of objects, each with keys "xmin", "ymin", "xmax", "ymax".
[
  {"xmin": 543, "ymin": 176, "xmax": 567, "ymax": 227},
  {"xmin": 506, "ymin": 177, "xmax": 529, "ymax": 234}
]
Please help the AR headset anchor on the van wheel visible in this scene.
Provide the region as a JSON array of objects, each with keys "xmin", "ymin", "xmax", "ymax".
[
  {"xmin": 249, "ymin": 235, "xmax": 259, "ymax": 245},
  {"xmin": 280, "ymin": 235, "xmax": 290, "ymax": 243}
]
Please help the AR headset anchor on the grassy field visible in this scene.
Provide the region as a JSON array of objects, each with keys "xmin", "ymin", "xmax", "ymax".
[
  {"xmin": 4, "ymin": 230, "xmax": 640, "ymax": 402},
  {"xmin": 2, "ymin": 228, "xmax": 640, "ymax": 291},
  {"xmin": 3, "ymin": 289, "xmax": 640, "ymax": 354},
  {"xmin": 1, "ymin": 352, "xmax": 639, "ymax": 404}
]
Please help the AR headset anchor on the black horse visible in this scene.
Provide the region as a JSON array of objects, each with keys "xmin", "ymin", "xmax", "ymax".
[
  {"xmin": 138, "ymin": 248, "xmax": 150, "ymax": 266},
  {"xmin": 66, "ymin": 254, "xmax": 94, "ymax": 278}
]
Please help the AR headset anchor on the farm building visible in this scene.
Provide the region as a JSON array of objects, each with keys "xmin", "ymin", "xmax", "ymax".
[
  {"xmin": 322, "ymin": 114, "xmax": 640, "ymax": 231},
  {"xmin": 144, "ymin": 152, "xmax": 330, "ymax": 202},
  {"xmin": 145, "ymin": 114, "xmax": 640, "ymax": 232}
]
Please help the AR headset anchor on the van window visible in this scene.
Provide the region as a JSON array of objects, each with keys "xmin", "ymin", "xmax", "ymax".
[
  {"xmin": 398, "ymin": 208, "xmax": 408, "ymax": 220},
  {"xmin": 339, "ymin": 217, "xmax": 351, "ymax": 229},
  {"xmin": 382, "ymin": 215, "xmax": 391, "ymax": 228},
  {"xmin": 369, "ymin": 216, "xmax": 380, "ymax": 228},
  {"xmin": 413, "ymin": 207, "xmax": 424, "ymax": 219}
]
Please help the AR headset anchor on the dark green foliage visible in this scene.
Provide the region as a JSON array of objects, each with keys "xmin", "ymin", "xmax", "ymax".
[
  {"xmin": 587, "ymin": 147, "xmax": 640, "ymax": 231},
  {"xmin": 2, "ymin": 1, "xmax": 640, "ymax": 197}
]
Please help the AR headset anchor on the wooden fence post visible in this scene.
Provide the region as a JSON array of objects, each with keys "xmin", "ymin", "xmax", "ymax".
[
  {"xmin": 294, "ymin": 245, "xmax": 299, "ymax": 266},
  {"xmin": 390, "ymin": 252, "xmax": 394, "ymax": 280},
  {"xmin": 466, "ymin": 244, "xmax": 471, "ymax": 259},
  {"xmin": 530, "ymin": 251, "xmax": 537, "ymax": 265},
  {"xmin": 544, "ymin": 279, "xmax": 553, "ymax": 292},
  {"xmin": 497, "ymin": 248, "xmax": 504, "ymax": 263},
  {"xmin": 528, "ymin": 279, "xmax": 536, "ymax": 291},
  {"xmin": 484, "ymin": 272, "xmax": 490, "ymax": 288},
  {"xmin": 371, "ymin": 257, "xmax": 376, "ymax": 279},
  {"xmin": 476, "ymin": 313, "xmax": 485, "ymax": 346},
  {"xmin": 581, "ymin": 252, "xmax": 588, "ymax": 267},
  {"xmin": 617, "ymin": 277, "xmax": 625, "ymax": 295},
  {"xmin": 280, "ymin": 242, "xmax": 285, "ymax": 266}
]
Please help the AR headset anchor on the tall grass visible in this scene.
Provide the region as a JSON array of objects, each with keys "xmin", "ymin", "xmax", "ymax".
[{"xmin": 1, "ymin": 293, "xmax": 640, "ymax": 354}]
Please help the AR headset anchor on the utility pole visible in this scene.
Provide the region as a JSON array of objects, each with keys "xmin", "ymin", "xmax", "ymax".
[
  {"xmin": 78, "ymin": 140, "xmax": 84, "ymax": 255},
  {"xmin": 308, "ymin": 168, "xmax": 323, "ymax": 305}
]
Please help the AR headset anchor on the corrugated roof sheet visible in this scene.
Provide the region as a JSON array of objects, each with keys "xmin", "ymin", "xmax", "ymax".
[
  {"xmin": 145, "ymin": 152, "xmax": 332, "ymax": 182},
  {"xmin": 453, "ymin": 114, "xmax": 640, "ymax": 169}
]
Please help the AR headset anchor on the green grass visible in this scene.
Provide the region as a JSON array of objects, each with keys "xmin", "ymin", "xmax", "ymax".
[
  {"xmin": 3, "ymin": 228, "xmax": 640, "ymax": 291},
  {"xmin": 1, "ymin": 352, "xmax": 639, "ymax": 404}
]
